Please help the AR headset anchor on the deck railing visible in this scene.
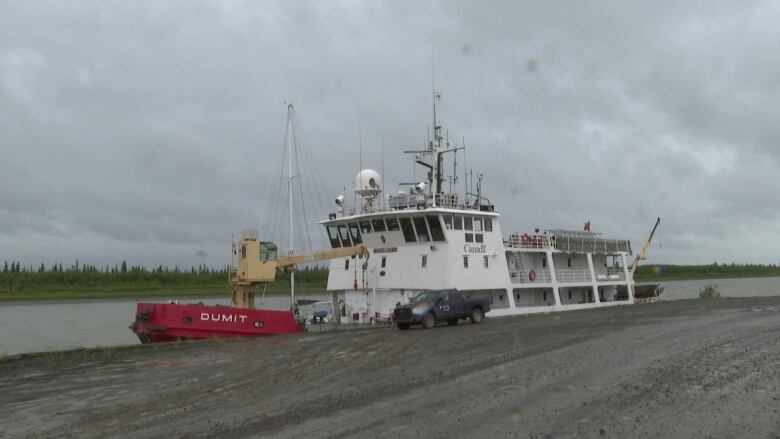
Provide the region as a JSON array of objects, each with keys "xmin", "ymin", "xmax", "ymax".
[
  {"xmin": 510, "ymin": 268, "xmax": 553, "ymax": 284},
  {"xmin": 555, "ymin": 269, "xmax": 593, "ymax": 283},
  {"xmin": 505, "ymin": 233, "xmax": 551, "ymax": 249},
  {"xmin": 595, "ymin": 268, "xmax": 626, "ymax": 282}
]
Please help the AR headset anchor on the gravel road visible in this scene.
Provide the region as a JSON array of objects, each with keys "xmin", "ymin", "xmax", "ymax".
[{"xmin": 2, "ymin": 297, "xmax": 779, "ymax": 438}]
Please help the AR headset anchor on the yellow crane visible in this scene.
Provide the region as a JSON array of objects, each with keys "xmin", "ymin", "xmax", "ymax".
[
  {"xmin": 630, "ymin": 217, "xmax": 661, "ymax": 275},
  {"xmin": 229, "ymin": 234, "xmax": 369, "ymax": 308}
]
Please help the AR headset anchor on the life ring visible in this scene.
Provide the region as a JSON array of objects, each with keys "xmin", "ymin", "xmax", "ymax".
[{"xmin": 528, "ymin": 269, "xmax": 536, "ymax": 281}]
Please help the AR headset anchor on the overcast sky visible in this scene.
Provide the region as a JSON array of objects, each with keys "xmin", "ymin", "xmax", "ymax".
[{"xmin": 2, "ymin": 0, "xmax": 779, "ymax": 269}]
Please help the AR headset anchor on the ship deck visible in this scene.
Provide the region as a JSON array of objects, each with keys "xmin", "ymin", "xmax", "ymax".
[{"xmin": 2, "ymin": 297, "xmax": 779, "ymax": 438}]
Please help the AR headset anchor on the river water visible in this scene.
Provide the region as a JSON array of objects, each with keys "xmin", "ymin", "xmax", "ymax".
[{"xmin": 1, "ymin": 277, "xmax": 779, "ymax": 357}]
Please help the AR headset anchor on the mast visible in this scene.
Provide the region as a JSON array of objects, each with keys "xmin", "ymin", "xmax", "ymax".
[{"xmin": 287, "ymin": 104, "xmax": 295, "ymax": 309}]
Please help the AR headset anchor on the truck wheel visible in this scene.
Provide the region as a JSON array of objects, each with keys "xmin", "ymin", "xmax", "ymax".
[
  {"xmin": 447, "ymin": 319, "xmax": 458, "ymax": 326},
  {"xmin": 469, "ymin": 308, "xmax": 484, "ymax": 324},
  {"xmin": 421, "ymin": 313, "xmax": 435, "ymax": 329},
  {"xmin": 397, "ymin": 323, "xmax": 410, "ymax": 330}
]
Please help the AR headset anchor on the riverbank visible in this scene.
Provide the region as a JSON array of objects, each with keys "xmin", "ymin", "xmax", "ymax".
[{"xmin": 2, "ymin": 296, "xmax": 779, "ymax": 438}]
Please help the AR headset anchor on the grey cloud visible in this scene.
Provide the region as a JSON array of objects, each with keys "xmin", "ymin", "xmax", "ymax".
[{"xmin": 1, "ymin": 0, "xmax": 779, "ymax": 267}]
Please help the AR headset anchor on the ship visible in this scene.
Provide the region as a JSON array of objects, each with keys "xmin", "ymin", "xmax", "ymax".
[
  {"xmin": 131, "ymin": 94, "xmax": 660, "ymax": 342},
  {"xmin": 315, "ymin": 93, "xmax": 660, "ymax": 324}
]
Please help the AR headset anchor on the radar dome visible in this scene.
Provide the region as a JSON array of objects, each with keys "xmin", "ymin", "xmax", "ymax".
[{"xmin": 354, "ymin": 169, "xmax": 383, "ymax": 198}]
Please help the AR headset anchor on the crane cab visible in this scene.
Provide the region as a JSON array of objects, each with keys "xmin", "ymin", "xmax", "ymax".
[{"xmin": 233, "ymin": 234, "xmax": 279, "ymax": 285}]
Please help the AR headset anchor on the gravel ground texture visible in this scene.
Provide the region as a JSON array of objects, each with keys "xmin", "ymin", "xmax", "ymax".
[{"xmin": 2, "ymin": 297, "xmax": 779, "ymax": 438}]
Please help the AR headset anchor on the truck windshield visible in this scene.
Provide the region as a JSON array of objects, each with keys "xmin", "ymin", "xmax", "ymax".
[{"xmin": 414, "ymin": 291, "xmax": 440, "ymax": 304}]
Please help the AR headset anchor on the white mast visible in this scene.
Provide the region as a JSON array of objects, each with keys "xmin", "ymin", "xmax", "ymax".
[{"xmin": 287, "ymin": 104, "xmax": 295, "ymax": 309}]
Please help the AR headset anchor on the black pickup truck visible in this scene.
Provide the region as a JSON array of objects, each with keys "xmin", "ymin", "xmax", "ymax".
[{"xmin": 393, "ymin": 289, "xmax": 490, "ymax": 330}]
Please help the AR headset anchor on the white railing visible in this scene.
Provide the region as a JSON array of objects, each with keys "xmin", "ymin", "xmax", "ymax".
[
  {"xmin": 505, "ymin": 233, "xmax": 551, "ymax": 249},
  {"xmin": 510, "ymin": 269, "xmax": 553, "ymax": 284},
  {"xmin": 555, "ymin": 269, "xmax": 593, "ymax": 283},
  {"xmin": 595, "ymin": 269, "xmax": 626, "ymax": 282},
  {"xmin": 337, "ymin": 191, "xmax": 484, "ymax": 217}
]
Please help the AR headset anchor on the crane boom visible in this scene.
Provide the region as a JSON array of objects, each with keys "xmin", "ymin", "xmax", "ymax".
[
  {"xmin": 277, "ymin": 244, "xmax": 369, "ymax": 269},
  {"xmin": 229, "ymin": 235, "xmax": 369, "ymax": 308},
  {"xmin": 630, "ymin": 217, "xmax": 661, "ymax": 275}
]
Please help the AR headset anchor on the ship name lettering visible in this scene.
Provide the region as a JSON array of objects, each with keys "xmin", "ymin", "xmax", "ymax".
[
  {"xmin": 200, "ymin": 313, "xmax": 248, "ymax": 323},
  {"xmin": 463, "ymin": 244, "xmax": 487, "ymax": 254}
]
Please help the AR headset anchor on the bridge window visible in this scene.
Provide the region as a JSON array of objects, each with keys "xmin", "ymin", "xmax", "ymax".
[
  {"xmin": 453, "ymin": 216, "xmax": 463, "ymax": 230},
  {"xmin": 259, "ymin": 242, "xmax": 278, "ymax": 261},
  {"xmin": 443, "ymin": 215, "xmax": 453, "ymax": 230},
  {"xmin": 359, "ymin": 221, "xmax": 372, "ymax": 234},
  {"xmin": 371, "ymin": 219, "xmax": 386, "ymax": 232},
  {"xmin": 414, "ymin": 217, "xmax": 431, "ymax": 242},
  {"xmin": 567, "ymin": 258, "xmax": 571, "ymax": 268},
  {"xmin": 465, "ymin": 233, "xmax": 474, "ymax": 243},
  {"xmin": 426, "ymin": 216, "xmax": 445, "ymax": 242},
  {"xmin": 463, "ymin": 255, "xmax": 469, "ymax": 268},
  {"xmin": 400, "ymin": 218, "xmax": 416, "ymax": 243},
  {"xmin": 464, "ymin": 217, "xmax": 473, "ymax": 231},
  {"xmin": 338, "ymin": 225, "xmax": 351, "ymax": 246},
  {"xmin": 421, "ymin": 255, "xmax": 427, "ymax": 268},
  {"xmin": 474, "ymin": 218, "xmax": 482, "ymax": 232},
  {"xmin": 483, "ymin": 255, "xmax": 489, "ymax": 268},
  {"xmin": 327, "ymin": 226, "xmax": 341, "ymax": 248},
  {"xmin": 349, "ymin": 223, "xmax": 362, "ymax": 244},
  {"xmin": 484, "ymin": 218, "xmax": 493, "ymax": 232},
  {"xmin": 386, "ymin": 218, "xmax": 400, "ymax": 231},
  {"xmin": 475, "ymin": 234, "xmax": 484, "ymax": 243}
]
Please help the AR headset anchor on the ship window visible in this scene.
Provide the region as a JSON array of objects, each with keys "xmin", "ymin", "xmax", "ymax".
[
  {"xmin": 349, "ymin": 223, "xmax": 362, "ymax": 244},
  {"xmin": 259, "ymin": 242, "xmax": 277, "ymax": 261},
  {"xmin": 464, "ymin": 217, "xmax": 473, "ymax": 230},
  {"xmin": 344, "ymin": 259, "xmax": 349, "ymax": 270},
  {"xmin": 484, "ymin": 218, "xmax": 493, "ymax": 232},
  {"xmin": 421, "ymin": 255, "xmax": 427, "ymax": 268},
  {"xmin": 241, "ymin": 244, "xmax": 246, "ymax": 259},
  {"xmin": 483, "ymin": 255, "xmax": 489, "ymax": 268},
  {"xmin": 543, "ymin": 291, "xmax": 547, "ymax": 301},
  {"xmin": 381, "ymin": 257, "xmax": 386, "ymax": 268},
  {"xmin": 474, "ymin": 218, "xmax": 483, "ymax": 232},
  {"xmin": 414, "ymin": 217, "xmax": 431, "ymax": 242},
  {"xmin": 475, "ymin": 234, "xmax": 484, "ymax": 243},
  {"xmin": 372, "ymin": 219, "xmax": 387, "ymax": 232},
  {"xmin": 465, "ymin": 233, "xmax": 474, "ymax": 243},
  {"xmin": 567, "ymin": 258, "xmax": 571, "ymax": 268},
  {"xmin": 386, "ymin": 217, "xmax": 400, "ymax": 231},
  {"xmin": 426, "ymin": 215, "xmax": 445, "ymax": 242},
  {"xmin": 359, "ymin": 221, "xmax": 372, "ymax": 234},
  {"xmin": 338, "ymin": 224, "xmax": 352, "ymax": 246},
  {"xmin": 327, "ymin": 226, "xmax": 341, "ymax": 248},
  {"xmin": 543, "ymin": 257, "xmax": 547, "ymax": 268},
  {"xmin": 443, "ymin": 215, "xmax": 453, "ymax": 230},
  {"xmin": 400, "ymin": 218, "xmax": 417, "ymax": 243},
  {"xmin": 463, "ymin": 255, "xmax": 469, "ymax": 268},
  {"xmin": 453, "ymin": 216, "xmax": 463, "ymax": 230}
]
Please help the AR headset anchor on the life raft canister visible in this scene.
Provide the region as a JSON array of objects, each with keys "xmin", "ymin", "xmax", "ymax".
[{"xmin": 528, "ymin": 269, "xmax": 537, "ymax": 281}]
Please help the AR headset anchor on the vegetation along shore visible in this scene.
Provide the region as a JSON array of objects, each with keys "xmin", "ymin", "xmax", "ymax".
[{"xmin": 1, "ymin": 260, "xmax": 779, "ymax": 301}]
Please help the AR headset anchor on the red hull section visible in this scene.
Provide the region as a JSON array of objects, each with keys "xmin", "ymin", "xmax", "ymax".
[{"xmin": 130, "ymin": 302, "xmax": 304, "ymax": 343}]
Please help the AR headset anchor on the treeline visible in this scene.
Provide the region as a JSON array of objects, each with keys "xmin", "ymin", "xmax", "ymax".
[
  {"xmin": 0, "ymin": 260, "xmax": 329, "ymax": 293},
  {"xmin": 635, "ymin": 263, "xmax": 780, "ymax": 281}
]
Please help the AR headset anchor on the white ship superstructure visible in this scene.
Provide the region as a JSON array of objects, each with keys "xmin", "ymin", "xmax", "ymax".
[{"xmin": 320, "ymin": 95, "xmax": 635, "ymax": 323}]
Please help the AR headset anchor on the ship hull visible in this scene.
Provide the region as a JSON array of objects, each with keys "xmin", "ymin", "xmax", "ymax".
[{"xmin": 130, "ymin": 302, "xmax": 304, "ymax": 343}]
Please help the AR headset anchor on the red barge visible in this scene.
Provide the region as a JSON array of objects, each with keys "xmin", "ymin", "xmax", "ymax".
[{"xmin": 130, "ymin": 234, "xmax": 367, "ymax": 343}]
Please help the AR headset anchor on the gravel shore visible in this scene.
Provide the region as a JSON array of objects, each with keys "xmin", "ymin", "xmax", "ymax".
[{"xmin": 2, "ymin": 297, "xmax": 779, "ymax": 438}]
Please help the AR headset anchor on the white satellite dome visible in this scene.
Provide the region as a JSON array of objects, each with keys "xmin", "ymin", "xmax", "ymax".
[{"xmin": 354, "ymin": 169, "xmax": 383, "ymax": 198}]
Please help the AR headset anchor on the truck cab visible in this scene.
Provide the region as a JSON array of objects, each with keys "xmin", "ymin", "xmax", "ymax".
[{"xmin": 393, "ymin": 289, "xmax": 490, "ymax": 330}]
